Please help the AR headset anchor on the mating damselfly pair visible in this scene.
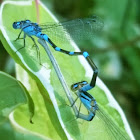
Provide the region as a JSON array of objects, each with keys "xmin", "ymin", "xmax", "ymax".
[{"xmin": 13, "ymin": 15, "xmax": 131, "ymax": 139}]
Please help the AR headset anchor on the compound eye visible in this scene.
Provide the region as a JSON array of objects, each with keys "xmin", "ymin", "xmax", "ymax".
[
  {"xmin": 25, "ymin": 20, "xmax": 31, "ymax": 23},
  {"xmin": 16, "ymin": 22, "xmax": 21, "ymax": 25},
  {"xmin": 80, "ymin": 81, "xmax": 88, "ymax": 87},
  {"xmin": 82, "ymin": 81, "xmax": 88, "ymax": 85},
  {"xmin": 73, "ymin": 84, "xmax": 78, "ymax": 88},
  {"xmin": 13, "ymin": 22, "xmax": 21, "ymax": 29},
  {"xmin": 72, "ymin": 84, "xmax": 78, "ymax": 89},
  {"xmin": 71, "ymin": 84, "xmax": 79, "ymax": 91}
]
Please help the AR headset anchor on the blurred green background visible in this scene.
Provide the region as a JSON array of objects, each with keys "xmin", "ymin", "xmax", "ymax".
[{"xmin": 0, "ymin": 0, "xmax": 140, "ymax": 139}]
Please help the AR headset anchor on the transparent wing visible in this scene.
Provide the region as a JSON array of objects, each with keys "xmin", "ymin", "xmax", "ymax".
[
  {"xmin": 97, "ymin": 106, "xmax": 131, "ymax": 140},
  {"xmin": 40, "ymin": 15, "xmax": 103, "ymax": 44}
]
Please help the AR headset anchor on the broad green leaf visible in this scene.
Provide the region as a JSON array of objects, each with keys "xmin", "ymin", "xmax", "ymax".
[
  {"xmin": 0, "ymin": 120, "xmax": 50, "ymax": 140},
  {"xmin": 0, "ymin": 0, "xmax": 134, "ymax": 140},
  {"xmin": 0, "ymin": 71, "xmax": 45, "ymax": 140},
  {"xmin": 0, "ymin": 71, "xmax": 34, "ymax": 123}
]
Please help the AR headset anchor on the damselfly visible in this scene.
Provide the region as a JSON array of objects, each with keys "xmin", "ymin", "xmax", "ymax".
[{"xmin": 13, "ymin": 16, "xmax": 131, "ymax": 139}]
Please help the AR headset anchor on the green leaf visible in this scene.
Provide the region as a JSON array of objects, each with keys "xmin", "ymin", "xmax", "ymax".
[
  {"xmin": 0, "ymin": 0, "xmax": 134, "ymax": 140},
  {"xmin": 0, "ymin": 71, "xmax": 44, "ymax": 140},
  {"xmin": 0, "ymin": 120, "xmax": 50, "ymax": 140},
  {"xmin": 0, "ymin": 71, "xmax": 34, "ymax": 123}
]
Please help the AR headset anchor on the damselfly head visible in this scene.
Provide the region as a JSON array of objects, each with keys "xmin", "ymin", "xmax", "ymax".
[
  {"xmin": 13, "ymin": 20, "xmax": 31, "ymax": 29},
  {"xmin": 13, "ymin": 21, "xmax": 22, "ymax": 29},
  {"xmin": 71, "ymin": 81, "xmax": 88, "ymax": 91}
]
